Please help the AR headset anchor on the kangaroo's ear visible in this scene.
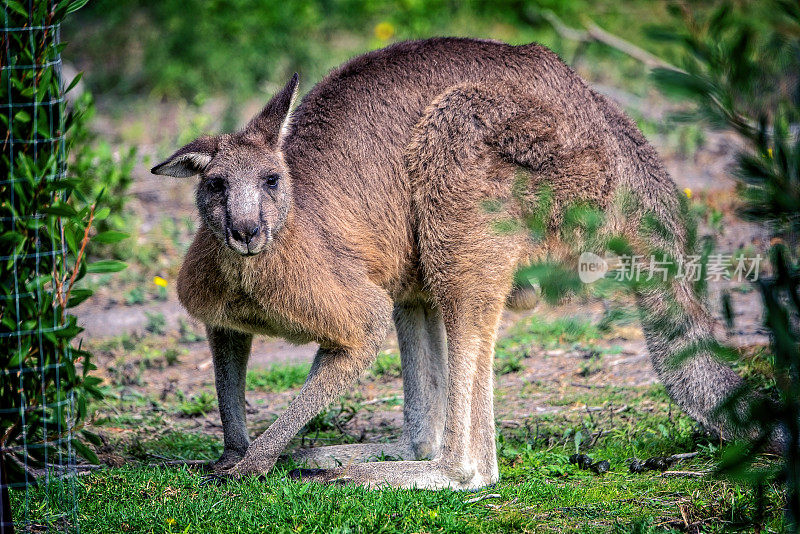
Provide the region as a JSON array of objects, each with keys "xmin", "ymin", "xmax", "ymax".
[
  {"xmin": 151, "ymin": 136, "xmax": 218, "ymax": 177},
  {"xmin": 245, "ymin": 73, "xmax": 299, "ymax": 148}
]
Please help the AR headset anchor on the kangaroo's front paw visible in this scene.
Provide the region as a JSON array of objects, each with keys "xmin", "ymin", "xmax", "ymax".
[
  {"xmin": 212, "ymin": 450, "xmax": 245, "ymax": 473},
  {"xmin": 224, "ymin": 454, "xmax": 277, "ymax": 480}
]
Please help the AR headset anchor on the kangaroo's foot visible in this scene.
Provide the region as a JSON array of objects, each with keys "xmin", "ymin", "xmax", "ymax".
[
  {"xmin": 288, "ymin": 460, "xmax": 498, "ymax": 490},
  {"xmin": 282, "ymin": 441, "xmax": 413, "ymax": 469}
]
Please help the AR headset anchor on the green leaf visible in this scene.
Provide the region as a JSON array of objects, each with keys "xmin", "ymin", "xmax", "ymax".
[
  {"xmin": 85, "ymin": 260, "xmax": 127, "ymax": 273},
  {"xmin": 643, "ymin": 25, "xmax": 684, "ymax": 43},
  {"xmin": 81, "ymin": 429, "xmax": 104, "ymax": 447},
  {"xmin": 94, "ymin": 207, "xmax": 111, "ymax": 220},
  {"xmin": 36, "ymin": 68, "xmax": 52, "ymax": 101},
  {"xmin": 24, "ymin": 274, "xmax": 52, "ymax": 293},
  {"xmin": 84, "ymin": 376, "xmax": 102, "ymax": 387},
  {"xmin": 71, "ymin": 438, "xmax": 100, "ymax": 465},
  {"xmin": 66, "ymin": 0, "xmax": 91, "ymax": 13},
  {"xmin": 14, "ymin": 109, "xmax": 30, "ymax": 123},
  {"xmin": 0, "ymin": 231, "xmax": 25, "ymax": 247},
  {"xmin": 67, "ymin": 288, "xmax": 93, "ymax": 308},
  {"xmin": 91, "ymin": 230, "xmax": 129, "ymax": 244},
  {"xmin": 5, "ymin": 0, "xmax": 28, "ymax": 17},
  {"xmin": 42, "ymin": 202, "xmax": 77, "ymax": 217},
  {"xmin": 55, "ymin": 322, "xmax": 82, "ymax": 339},
  {"xmin": 8, "ymin": 349, "xmax": 23, "ymax": 367},
  {"xmin": 5, "ymin": 455, "xmax": 36, "ymax": 486},
  {"xmin": 65, "ymin": 72, "xmax": 84, "ymax": 93},
  {"xmin": 573, "ymin": 430, "xmax": 583, "ymax": 453},
  {"xmin": 651, "ymin": 68, "xmax": 711, "ymax": 100},
  {"xmin": 64, "ymin": 224, "xmax": 79, "ymax": 256}
]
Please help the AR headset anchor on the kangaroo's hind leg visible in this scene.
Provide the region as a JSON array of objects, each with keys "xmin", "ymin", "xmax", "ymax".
[
  {"xmin": 395, "ymin": 299, "xmax": 448, "ymax": 460},
  {"xmin": 289, "ymin": 287, "xmax": 510, "ymax": 490},
  {"xmin": 289, "ymin": 187, "xmax": 520, "ymax": 489}
]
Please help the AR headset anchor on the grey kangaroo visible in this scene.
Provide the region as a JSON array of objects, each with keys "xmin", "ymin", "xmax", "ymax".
[{"xmin": 152, "ymin": 38, "xmax": 750, "ymax": 489}]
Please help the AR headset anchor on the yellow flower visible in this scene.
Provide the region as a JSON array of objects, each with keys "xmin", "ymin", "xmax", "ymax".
[
  {"xmin": 165, "ymin": 518, "xmax": 176, "ymax": 526},
  {"xmin": 374, "ymin": 21, "xmax": 395, "ymax": 41},
  {"xmin": 683, "ymin": 187, "xmax": 692, "ymax": 199},
  {"xmin": 153, "ymin": 276, "xmax": 168, "ymax": 288}
]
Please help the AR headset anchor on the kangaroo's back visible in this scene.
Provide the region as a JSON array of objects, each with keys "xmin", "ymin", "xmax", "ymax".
[{"xmin": 282, "ymin": 38, "xmax": 621, "ymax": 293}]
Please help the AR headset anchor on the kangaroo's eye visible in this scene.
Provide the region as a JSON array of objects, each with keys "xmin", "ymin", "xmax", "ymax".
[
  {"xmin": 264, "ymin": 173, "xmax": 280, "ymax": 189},
  {"xmin": 206, "ymin": 177, "xmax": 225, "ymax": 193}
]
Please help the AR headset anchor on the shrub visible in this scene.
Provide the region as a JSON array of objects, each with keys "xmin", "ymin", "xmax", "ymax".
[
  {"xmin": 69, "ymin": 92, "xmax": 136, "ymax": 252},
  {"xmin": 0, "ymin": 0, "xmax": 126, "ymax": 485}
]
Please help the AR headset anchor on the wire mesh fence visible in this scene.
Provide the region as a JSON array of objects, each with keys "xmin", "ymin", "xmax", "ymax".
[{"xmin": 1, "ymin": 1, "xmax": 92, "ymax": 532}]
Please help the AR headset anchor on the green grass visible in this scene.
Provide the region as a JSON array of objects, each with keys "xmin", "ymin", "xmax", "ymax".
[
  {"xmin": 494, "ymin": 315, "xmax": 605, "ymax": 375},
  {"xmin": 176, "ymin": 390, "xmax": 217, "ymax": 417},
  {"xmin": 247, "ymin": 363, "xmax": 311, "ymax": 392},
  {"xmin": 12, "ymin": 411, "xmax": 785, "ymax": 533},
  {"xmin": 369, "ymin": 351, "xmax": 403, "ymax": 379},
  {"xmin": 11, "ymin": 311, "xmax": 788, "ymax": 532},
  {"xmin": 15, "ymin": 465, "xmax": 769, "ymax": 533},
  {"xmin": 178, "ymin": 318, "xmax": 205, "ymax": 343},
  {"xmin": 523, "ymin": 316, "xmax": 601, "ymax": 347},
  {"xmin": 145, "ymin": 311, "xmax": 167, "ymax": 335},
  {"xmin": 128, "ymin": 432, "xmax": 223, "ymax": 462},
  {"xmin": 63, "ymin": 387, "xmax": 778, "ymax": 533},
  {"xmin": 246, "ymin": 352, "xmax": 405, "ymax": 392},
  {"xmin": 92, "ymin": 335, "xmax": 187, "ymax": 386}
]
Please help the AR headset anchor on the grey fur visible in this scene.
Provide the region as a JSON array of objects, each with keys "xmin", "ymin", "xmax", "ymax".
[{"xmin": 207, "ymin": 327, "xmax": 252, "ymax": 469}]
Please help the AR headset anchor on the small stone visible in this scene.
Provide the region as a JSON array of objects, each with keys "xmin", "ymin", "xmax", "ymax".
[
  {"xmin": 628, "ymin": 458, "xmax": 645, "ymax": 473},
  {"xmin": 590, "ymin": 460, "xmax": 610, "ymax": 474},
  {"xmin": 569, "ymin": 453, "xmax": 594, "ymax": 469},
  {"xmin": 643, "ymin": 456, "xmax": 673, "ymax": 472}
]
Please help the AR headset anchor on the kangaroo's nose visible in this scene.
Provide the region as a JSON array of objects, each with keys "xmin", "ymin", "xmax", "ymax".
[{"xmin": 231, "ymin": 224, "xmax": 260, "ymax": 244}]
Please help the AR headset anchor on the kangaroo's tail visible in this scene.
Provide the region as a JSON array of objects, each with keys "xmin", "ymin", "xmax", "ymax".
[
  {"xmin": 593, "ymin": 90, "xmax": 757, "ymax": 442},
  {"xmin": 637, "ymin": 278, "xmax": 747, "ymax": 438}
]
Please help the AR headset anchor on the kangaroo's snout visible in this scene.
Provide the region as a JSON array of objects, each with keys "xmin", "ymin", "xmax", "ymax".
[
  {"xmin": 227, "ymin": 219, "xmax": 269, "ymax": 256},
  {"xmin": 223, "ymin": 181, "xmax": 274, "ymax": 255},
  {"xmin": 231, "ymin": 223, "xmax": 260, "ymax": 244}
]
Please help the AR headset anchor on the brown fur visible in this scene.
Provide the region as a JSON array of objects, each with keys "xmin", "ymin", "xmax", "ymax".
[{"xmin": 153, "ymin": 38, "xmax": 749, "ymax": 489}]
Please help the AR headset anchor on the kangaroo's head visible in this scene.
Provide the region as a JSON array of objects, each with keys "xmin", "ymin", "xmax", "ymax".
[{"xmin": 152, "ymin": 74, "xmax": 299, "ymax": 256}]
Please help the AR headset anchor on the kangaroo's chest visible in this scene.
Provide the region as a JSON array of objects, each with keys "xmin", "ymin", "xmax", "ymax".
[
  {"xmin": 178, "ymin": 246, "xmax": 317, "ymax": 345},
  {"xmin": 213, "ymin": 262, "xmax": 319, "ymax": 343},
  {"xmin": 216, "ymin": 287, "xmax": 316, "ymax": 344}
]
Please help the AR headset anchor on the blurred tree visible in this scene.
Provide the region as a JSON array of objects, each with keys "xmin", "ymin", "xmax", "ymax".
[
  {"xmin": 651, "ymin": 1, "xmax": 800, "ymax": 249},
  {"xmin": 652, "ymin": 1, "xmax": 800, "ymax": 529}
]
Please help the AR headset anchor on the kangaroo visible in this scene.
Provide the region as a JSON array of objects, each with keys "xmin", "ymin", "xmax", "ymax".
[{"xmin": 152, "ymin": 38, "xmax": 750, "ymax": 490}]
